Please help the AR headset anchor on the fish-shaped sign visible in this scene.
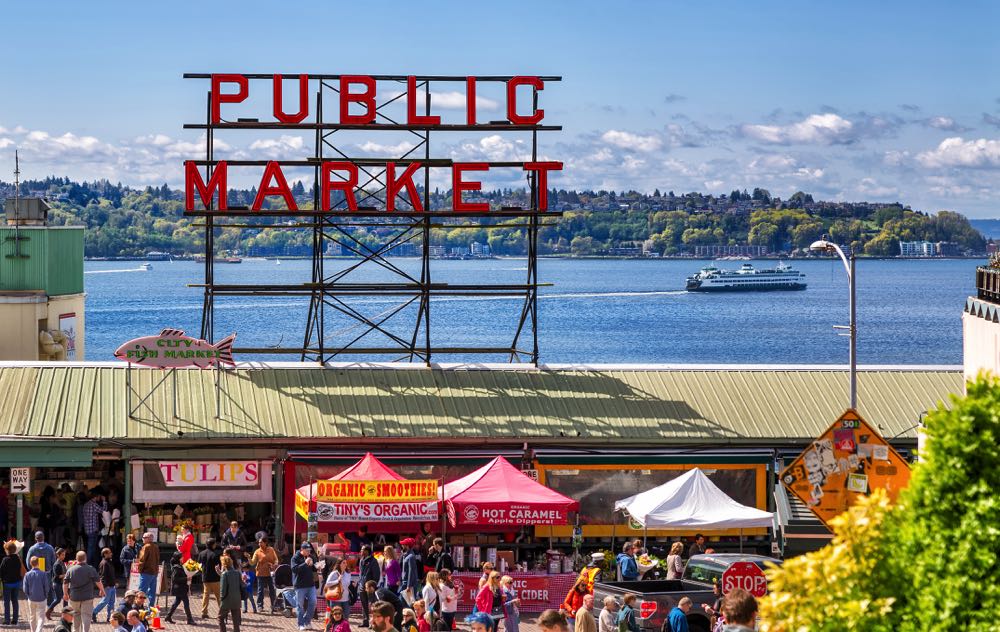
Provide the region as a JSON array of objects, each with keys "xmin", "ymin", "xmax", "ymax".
[{"xmin": 114, "ymin": 329, "xmax": 236, "ymax": 369}]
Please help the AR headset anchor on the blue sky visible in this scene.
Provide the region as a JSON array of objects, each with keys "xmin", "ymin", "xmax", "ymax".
[{"xmin": 1, "ymin": 1, "xmax": 998, "ymax": 215}]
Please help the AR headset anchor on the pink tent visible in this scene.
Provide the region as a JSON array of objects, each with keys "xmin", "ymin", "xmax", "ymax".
[
  {"xmin": 442, "ymin": 456, "xmax": 579, "ymax": 527},
  {"xmin": 295, "ymin": 451, "xmax": 405, "ymax": 501}
]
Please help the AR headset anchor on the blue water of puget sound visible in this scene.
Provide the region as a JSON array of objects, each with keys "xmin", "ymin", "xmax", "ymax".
[{"xmin": 84, "ymin": 258, "xmax": 975, "ymax": 365}]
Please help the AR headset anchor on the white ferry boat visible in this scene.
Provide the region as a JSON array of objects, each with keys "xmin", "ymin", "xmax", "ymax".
[{"xmin": 685, "ymin": 262, "xmax": 807, "ymax": 292}]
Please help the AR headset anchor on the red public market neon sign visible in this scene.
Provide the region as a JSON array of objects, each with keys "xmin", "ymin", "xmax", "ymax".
[{"xmin": 183, "ymin": 74, "xmax": 563, "ymax": 214}]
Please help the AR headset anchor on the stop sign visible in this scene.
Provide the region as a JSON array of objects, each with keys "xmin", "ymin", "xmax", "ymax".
[{"xmin": 721, "ymin": 561, "xmax": 767, "ymax": 598}]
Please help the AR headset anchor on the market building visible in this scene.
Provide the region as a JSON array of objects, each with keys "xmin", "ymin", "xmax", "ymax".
[{"xmin": 0, "ymin": 362, "xmax": 960, "ymax": 560}]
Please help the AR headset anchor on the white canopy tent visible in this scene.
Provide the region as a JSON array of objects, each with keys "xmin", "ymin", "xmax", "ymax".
[{"xmin": 614, "ymin": 468, "xmax": 774, "ymax": 531}]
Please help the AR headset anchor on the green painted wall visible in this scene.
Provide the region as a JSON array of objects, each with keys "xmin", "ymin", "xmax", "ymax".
[{"xmin": 0, "ymin": 227, "xmax": 84, "ymax": 295}]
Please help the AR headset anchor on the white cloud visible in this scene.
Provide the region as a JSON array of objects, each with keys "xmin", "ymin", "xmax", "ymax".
[
  {"xmin": 857, "ymin": 177, "xmax": 898, "ymax": 197},
  {"xmin": 452, "ymin": 135, "xmax": 529, "ymax": 162},
  {"xmin": 742, "ymin": 113, "xmax": 854, "ymax": 145},
  {"xmin": 916, "ymin": 137, "xmax": 1000, "ymax": 169},
  {"xmin": 600, "ymin": 130, "xmax": 663, "ymax": 152},
  {"xmin": 356, "ymin": 140, "xmax": 417, "ymax": 156},
  {"xmin": 431, "ymin": 91, "xmax": 499, "ymax": 111},
  {"xmin": 0, "ymin": 139, "xmax": 13, "ymax": 150},
  {"xmin": 248, "ymin": 135, "xmax": 305, "ymax": 153},
  {"xmin": 927, "ymin": 116, "xmax": 958, "ymax": 130}
]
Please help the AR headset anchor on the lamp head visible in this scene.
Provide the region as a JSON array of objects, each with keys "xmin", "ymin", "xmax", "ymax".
[{"xmin": 810, "ymin": 239, "xmax": 835, "ymax": 252}]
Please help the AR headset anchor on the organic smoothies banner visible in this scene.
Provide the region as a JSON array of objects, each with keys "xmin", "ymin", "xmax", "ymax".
[{"xmin": 315, "ymin": 479, "xmax": 438, "ymax": 502}]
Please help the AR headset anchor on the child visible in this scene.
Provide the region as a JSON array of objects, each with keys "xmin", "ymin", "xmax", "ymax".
[
  {"xmin": 165, "ymin": 552, "xmax": 194, "ymax": 625},
  {"xmin": 241, "ymin": 561, "xmax": 257, "ymax": 614}
]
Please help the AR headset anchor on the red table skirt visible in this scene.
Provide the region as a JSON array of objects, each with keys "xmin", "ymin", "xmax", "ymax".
[{"xmin": 316, "ymin": 572, "xmax": 577, "ymax": 615}]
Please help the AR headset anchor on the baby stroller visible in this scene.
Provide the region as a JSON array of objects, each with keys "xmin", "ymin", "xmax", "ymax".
[{"xmin": 272, "ymin": 563, "xmax": 294, "ymax": 617}]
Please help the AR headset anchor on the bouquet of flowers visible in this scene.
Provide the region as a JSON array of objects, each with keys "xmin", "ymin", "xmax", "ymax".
[
  {"xmin": 183, "ymin": 559, "xmax": 203, "ymax": 579},
  {"xmin": 637, "ymin": 553, "xmax": 662, "ymax": 576}
]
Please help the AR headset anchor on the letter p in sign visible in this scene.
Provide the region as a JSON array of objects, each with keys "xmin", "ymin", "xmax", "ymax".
[
  {"xmin": 10, "ymin": 468, "xmax": 30, "ymax": 495},
  {"xmin": 721, "ymin": 561, "xmax": 767, "ymax": 598}
]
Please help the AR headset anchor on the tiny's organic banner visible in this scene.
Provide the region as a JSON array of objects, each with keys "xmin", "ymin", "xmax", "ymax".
[
  {"xmin": 316, "ymin": 501, "xmax": 438, "ymax": 522},
  {"xmin": 114, "ymin": 328, "xmax": 235, "ymax": 369},
  {"xmin": 315, "ymin": 479, "xmax": 438, "ymax": 502}
]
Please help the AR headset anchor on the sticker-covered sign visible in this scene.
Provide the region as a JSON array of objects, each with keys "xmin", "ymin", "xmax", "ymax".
[{"xmin": 780, "ymin": 409, "xmax": 911, "ymax": 529}]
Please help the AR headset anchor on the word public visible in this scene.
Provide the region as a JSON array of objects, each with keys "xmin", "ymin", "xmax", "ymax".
[{"xmin": 184, "ymin": 73, "xmax": 562, "ymax": 214}]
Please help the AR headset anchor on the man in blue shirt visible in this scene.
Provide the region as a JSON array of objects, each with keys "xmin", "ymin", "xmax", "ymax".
[
  {"xmin": 22, "ymin": 556, "xmax": 49, "ymax": 631},
  {"xmin": 667, "ymin": 597, "xmax": 692, "ymax": 632},
  {"xmin": 616, "ymin": 542, "xmax": 639, "ymax": 582},
  {"xmin": 26, "ymin": 532, "xmax": 55, "ymax": 606}
]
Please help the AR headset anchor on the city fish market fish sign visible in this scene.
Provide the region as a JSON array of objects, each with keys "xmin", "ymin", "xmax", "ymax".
[{"xmin": 115, "ymin": 329, "xmax": 236, "ymax": 368}]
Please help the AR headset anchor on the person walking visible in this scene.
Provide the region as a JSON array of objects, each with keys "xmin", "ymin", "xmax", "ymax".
[
  {"xmin": 177, "ymin": 525, "xmax": 195, "ymax": 564},
  {"xmin": 560, "ymin": 577, "xmax": 587, "ymax": 631},
  {"xmin": 475, "ymin": 571, "xmax": 504, "ymax": 632},
  {"xmin": 92, "ymin": 548, "xmax": 117, "ymax": 623},
  {"xmin": 357, "ymin": 546, "xmax": 380, "ymax": 627},
  {"xmin": 82, "ymin": 488, "xmax": 108, "ymax": 569},
  {"xmin": 46, "ymin": 547, "xmax": 68, "ymax": 617},
  {"xmin": 221, "ymin": 522, "xmax": 248, "ymax": 566},
  {"xmin": 26, "ymin": 531, "xmax": 56, "ymax": 598},
  {"xmin": 136, "ymin": 533, "xmax": 159, "ymax": 607},
  {"xmin": 477, "ymin": 563, "xmax": 494, "ymax": 590},
  {"xmin": 0, "ymin": 539, "xmax": 24, "ymax": 625},
  {"xmin": 63, "ymin": 550, "xmax": 105, "ymax": 631},
  {"xmin": 431, "ymin": 539, "xmax": 453, "ymax": 574},
  {"xmin": 23, "ymin": 556, "xmax": 49, "ymax": 632},
  {"xmin": 615, "ymin": 594, "xmax": 640, "ymax": 632},
  {"xmin": 324, "ymin": 558, "xmax": 351, "ymax": 615},
  {"xmin": 665, "ymin": 542, "xmax": 685, "ymax": 580},
  {"xmin": 666, "ymin": 597, "xmax": 691, "ymax": 632},
  {"xmin": 574, "ymin": 594, "xmax": 597, "ymax": 632},
  {"xmin": 420, "ymin": 571, "xmax": 441, "ymax": 627},
  {"xmin": 165, "ymin": 553, "xmax": 195, "ymax": 625},
  {"xmin": 291, "ymin": 542, "xmax": 317, "ymax": 631},
  {"xmin": 500, "ymin": 575, "xmax": 521, "ymax": 632},
  {"xmin": 438, "ymin": 569, "xmax": 458, "ymax": 630},
  {"xmin": 399, "ymin": 539, "xmax": 419, "ymax": 606},
  {"xmin": 240, "ymin": 561, "xmax": 257, "ymax": 614},
  {"xmin": 199, "ymin": 538, "xmax": 223, "ymax": 619},
  {"xmin": 250, "ymin": 535, "xmax": 278, "ymax": 613},
  {"xmin": 119, "ymin": 533, "xmax": 140, "ymax": 576},
  {"xmin": 597, "ymin": 596, "xmax": 618, "ymax": 632},
  {"xmin": 370, "ymin": 600, "xmax": 400, "ymax": 632},
  {"xmin": 380, "ymin": 546, "xmax": 401, "ymax": 593},
  {"xmin": 327, "ymin": 604, "xmax": 351, "ymax": 632},
  {"xmin": 615, "ymin": 544, "xmax": 638, "ymax": 582},
  {"xmin": 218, "ymin": 556, "xmax": 243, "ymax": 632}
]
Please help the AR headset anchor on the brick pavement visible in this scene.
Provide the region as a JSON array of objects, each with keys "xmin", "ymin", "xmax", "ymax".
[{"xmin": 0, "ymin": 596, "xmax": 545, "ymax": 632}]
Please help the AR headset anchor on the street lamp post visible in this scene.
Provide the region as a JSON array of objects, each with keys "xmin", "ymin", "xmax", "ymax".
[{"xmin": 810, "ymin": 239, "xmax": 857, "ymax": 410}]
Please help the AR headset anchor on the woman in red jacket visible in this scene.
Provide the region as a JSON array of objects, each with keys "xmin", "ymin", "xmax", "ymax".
[
  {"xmin": 561, "ymin": 577, "xmax": 588, "ymax": 629},
  {"xmin": 475, "ymin": 571, "xmax": 504, "ymax": 628}
]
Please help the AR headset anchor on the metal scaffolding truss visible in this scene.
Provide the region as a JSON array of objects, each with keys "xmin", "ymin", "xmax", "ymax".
[{"xmin": 183, "ymin": 73, "xmax": 561, "ymax": 365}]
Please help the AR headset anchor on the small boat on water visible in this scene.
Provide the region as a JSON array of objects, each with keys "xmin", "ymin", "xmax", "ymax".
[
  {"xmin": 685, "ymin": 262, "xmax": 807, "ymax": 292},
  {"xmin": 140, "ymin": 263, "xmax": 152, "ymax": 271}
]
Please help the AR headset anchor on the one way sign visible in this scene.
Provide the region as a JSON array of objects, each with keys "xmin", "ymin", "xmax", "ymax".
[{"xmin": 10, "ymin": 468, "xmax": 29, "ymax": 494}]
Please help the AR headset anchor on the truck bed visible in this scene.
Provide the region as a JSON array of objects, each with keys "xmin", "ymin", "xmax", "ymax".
[{"xmin": 593, "ymin": 580, "xmax": 714, "ymax": 632}]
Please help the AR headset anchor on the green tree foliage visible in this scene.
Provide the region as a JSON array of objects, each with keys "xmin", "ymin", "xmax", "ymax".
[
  {"xmin": 0, "ymin": 179, "xmax": 986, "ymax": 257},
  {"xmin": 761, "ymin": 375, "xmax": 1000, "ymax": 631}
]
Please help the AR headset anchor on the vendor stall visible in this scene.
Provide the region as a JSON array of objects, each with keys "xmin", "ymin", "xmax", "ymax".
[{"xmin": 614, "ymin": 468, "xmax": 773, "ymax": 553}]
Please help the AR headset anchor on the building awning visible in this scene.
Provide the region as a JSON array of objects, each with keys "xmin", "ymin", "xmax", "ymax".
[{"xmin": 0, "ymin": 443, "xmax": 94, "ymax": 467}]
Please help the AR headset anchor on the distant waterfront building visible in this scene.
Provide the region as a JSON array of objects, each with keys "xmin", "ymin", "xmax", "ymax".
[
  {"xmin": 692, "ymin": 244, "xmax": 768, "ymax": 257},
  {"xmin": 470, "ymin": 241, "xmax": 491, "ymax": 257},
  {"xmin": 0, "ymin": 198, "xmax": 84, "ymax": 360},
  {"xmin": 428, "ymin": 245, "xmax": 446, "ymax": 257},
  {"xmin": 388, "ymin": 242, "xmax": 418, "ymax": 257},
  {"xmin": 898, "ymin": 241, "xmax": 936, "ymax": 257},
  {"xmin": 325, "ymin": 242, "xmax": 343, "ymax": 256}
]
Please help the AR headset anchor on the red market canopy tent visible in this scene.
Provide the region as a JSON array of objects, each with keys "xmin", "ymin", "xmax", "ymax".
[
  {"xmin": 441, "ymin": 456, "xmax": 579, "ymax": 527},
  {"xmin": 293, "ymin": 453, "xmax": 437, "ymax": 532}
]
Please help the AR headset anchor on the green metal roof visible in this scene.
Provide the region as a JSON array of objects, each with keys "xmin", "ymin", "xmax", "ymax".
[
  {"xmin": 0, "ymin": 227, "xmax": 84, "ymax": 295},
  {"xmin": 0, "ymin": 365, "xmax": 962, "ymax": 446}
]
